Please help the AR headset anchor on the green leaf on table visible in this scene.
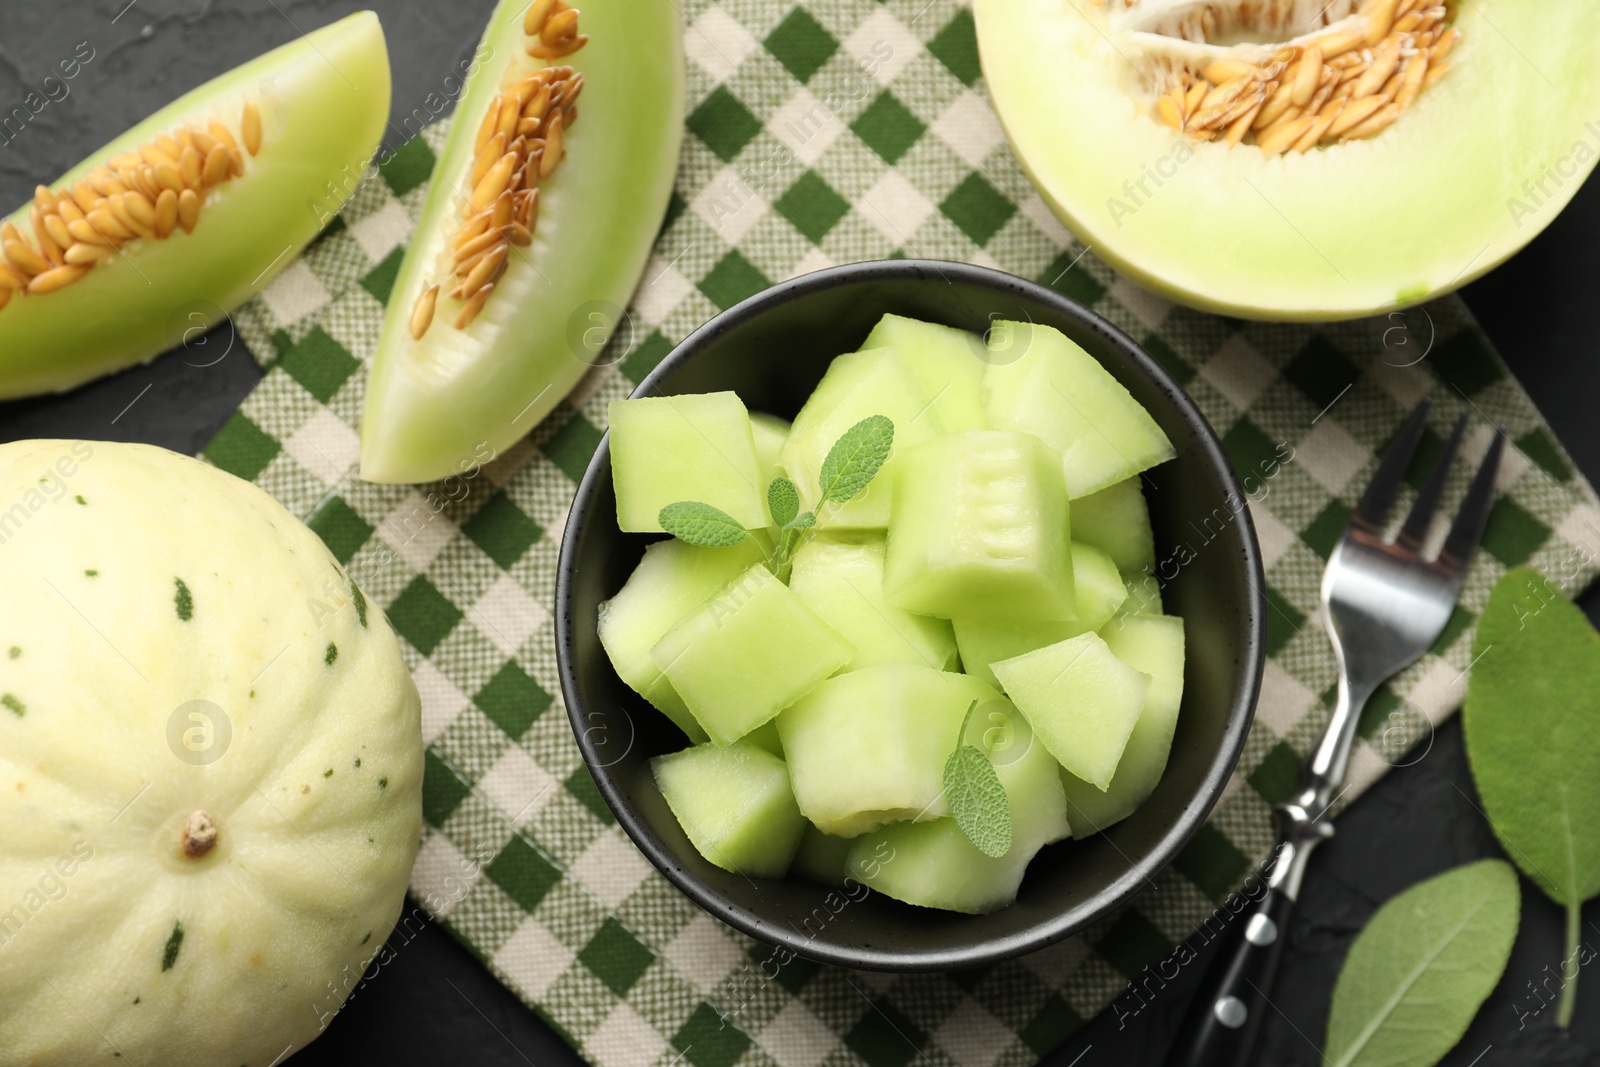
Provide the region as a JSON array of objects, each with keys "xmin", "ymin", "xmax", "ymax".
[
  {"xmin": 818, "ymin": 415, "xmax": 894, "ymax": 505},
  {"xmin": 1326, "ymin": 859, "xmax": 1519, "ymax": 1067},
  {"xmin": 658, "ymin": 501, "xmax": 749, "ymax": 548},
  {"xmin": 1465, "ymin": 566, "xmax": 1600, "ymax": 1026},
  {"xmin": 767, "ymin": 477, "xmax": 799, "ymax": 528},
  {"xmin": 943, "ymin": 699, "xmax": 1011, "ymax": 859}
]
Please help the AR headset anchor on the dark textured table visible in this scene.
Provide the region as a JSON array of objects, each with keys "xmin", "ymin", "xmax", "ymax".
[{"xmin": 3, "ymin": 3, "xmax": 1598, "ymax": 1065}]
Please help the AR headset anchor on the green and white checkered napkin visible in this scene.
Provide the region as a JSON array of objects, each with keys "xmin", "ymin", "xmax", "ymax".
[{"xmin": 209, "ymin": 2, "xmax": 1600, "ymax": 1064}]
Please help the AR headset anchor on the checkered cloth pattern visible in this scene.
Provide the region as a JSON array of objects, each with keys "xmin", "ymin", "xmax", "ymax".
[{"xmin": 209, "ymin": 3, "xmax": 1600, "ymax": 1064}]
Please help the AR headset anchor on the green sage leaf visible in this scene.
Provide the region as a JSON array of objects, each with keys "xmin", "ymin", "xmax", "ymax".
[
  {"xmin": 789, "ymin": 510, "xmax": 815, "ymax": 530},
  {"xmin": 944, "ymin": 700, "xmax": 1011, "ymax": 860},
  {"xmin": 768, "ymin": 477, "xmax": 799, "ymax": 528},
  {"xmin": 1326, "ymin": 859, "xmax": 1519, "ymax": 1067},
  {"xmin": 658, "ymin": 502, "xmax": 749, "ymax": 548},
  {"xmin": 818, "ymin": 415, "xmax": 894, "ymax": 505},
  {"xmin": 1464, "ymin": 566, "xmax": 1600, "ymax": 1025}
]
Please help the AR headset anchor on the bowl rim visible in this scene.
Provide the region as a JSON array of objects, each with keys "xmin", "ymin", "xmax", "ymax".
[{"xmin": 556, "ymin": 258, "xmax": 1266, "ymax": 971}]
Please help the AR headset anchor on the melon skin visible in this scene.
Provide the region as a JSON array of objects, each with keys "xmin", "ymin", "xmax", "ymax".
[
  {"xmin": 976, "ymin": 0, "xmax": 1600, "ymax": 320},
  {"xmin": 0, "ymin": 441, "xmax": 421, "ymax": 1067},
  {"xmin": 651, "ymin": 563, "xmax": 853, "ymax": 746},
  {"xmin": 884, "ymin": 429, "xmax": 1076, "ymax": 621},
  {"xmin": 362, "ymin": 0, "xmax": 685, "ymax": 482},
  {"xmin": 789, "ymin": 535, "xmax": 958, "ymax": 673},
  {"xmin": 653, "ymin": 742, "xmax": 807, "ymax": 879},
  {"xmin": 607, "ymin": 392, "xmax": 768, "ymax": 532},
  {"xmin": 1063, "ymin": 614, "xmax": 1186, "ymax": 837},
  {"xmin": 0, "ymin": 13, "xmax": 390, "ymax": 400},
  {"xmin": 598, "ymin": 537, "xmax": 766, "ymax": 742},
  {"xmin": 992, "ymin": 632, "xmax": 1151, "ymax": 791},
  {"xmin": 776, "ymin": 665, "xmax": 1001, "ymax": 837}
]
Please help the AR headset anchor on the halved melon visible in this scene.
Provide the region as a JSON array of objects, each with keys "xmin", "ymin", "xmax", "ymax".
[
  {"xmin": 361, "ymin": 0, "xmax": 683, "ymax": 482},
  {"xmin": 0, "ymin": 13, "xmax": 390, "ymax": 397},
  {"xmin": 976, "ymin": 0, "xmax": 1600, "ymax": 319}
]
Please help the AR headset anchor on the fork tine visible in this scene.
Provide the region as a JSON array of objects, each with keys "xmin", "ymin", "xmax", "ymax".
[
  {"xmin": 1397, "ymin": 413, "xmax": 1467, "ymax": 550},
  {"xmin": 1438, "ymin": 431, "xmax": 1505, "ymax": 574},
  {"xmin": 1353, "ymin": 398, "xmax": 1432, "ymax": 533}
]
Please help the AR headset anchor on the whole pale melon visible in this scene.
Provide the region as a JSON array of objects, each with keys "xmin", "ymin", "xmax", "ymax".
[{"xmin": 0, "ymin": 440, "xmax": 422, "ymax": 1066}]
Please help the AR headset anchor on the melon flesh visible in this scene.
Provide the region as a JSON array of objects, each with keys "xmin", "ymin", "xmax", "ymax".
[
  {"xmin": 651, "ymin": 564, "xmax": 853, "ymax": 745},
  {"xmin": 982, "ymin": 323, "xmax": 1174, "ymax": 498},
  {"xmin": 859, "ymin": 313, "xmax": 988, "ymax": 430},
  {"xmin": 1063, "ymin": 614, "xmax": 1186, "ymax": 836},
  {"xmin": 653, "ymin": 742, "xmax": 807, "ymax": 878},
  {"xmin": 780, "ymin": 346, "xmax": 984, "ymax": 528},
  {"xmin": 790, "ymin": 535, "xmax": 958, "ymax": 672},
  {"xmin": 992, "ymin": 632, "xmax": 1151, "ymax": 790},
  {"xmin": 776, "ymin": 665, "xmax": 1001, "ymax": 837},
  {"xmin": 598, "ymin": 538, "xmax": 766, "ymax": 741},
  {"xmin": 884, "ymin": 430, "xmax": 1076, "ymax": 620},
  {"xmin": 1072, "ymin": 477, "xmax": 1156, "ymax": 575},
  {"xmin": 845, "ymin": 706, "xmax": 1069, "ymax": 913},
  {"xmin": 749, "ymin": 412, "xmax": 791, "ymax": 512},
  {"xmin": 608, "ymin": 392, "xmax": 767, "ymax": 533},
  {"xmin": 974, "ymin": 0, "xmax": 1600, "ymax": 320},
  {"xmin": 792, "ymin": 824, "xmax": 853, "ymax": 887}
]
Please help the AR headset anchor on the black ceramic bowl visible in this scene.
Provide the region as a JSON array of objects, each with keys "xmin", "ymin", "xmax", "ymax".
[{"xmin": 557, "ymin": 260, "xmax": 1264, "ymax": 971}]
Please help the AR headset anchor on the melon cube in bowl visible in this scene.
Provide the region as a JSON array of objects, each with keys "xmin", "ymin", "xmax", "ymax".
[
  {"xmin": 883, "ymin": 429, "xmax": 1075, "ymax": 621},
  {"xmin": 653, "ymin": 742, "xmax": 808, "ymax": 879},
  {"xmin": 608, "ymin": 391, "xmax": 767, "ymax": 533},
  {"xmin": 651, "ymin": 563, "xmax": 853, "ymax": 746},
  {"xmin": 790, "ymin": 535, "xmax": 957, "ymax": 672}
]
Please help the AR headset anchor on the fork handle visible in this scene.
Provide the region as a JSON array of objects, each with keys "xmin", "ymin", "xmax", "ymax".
[{"xmin": 1169, "ymin": 882, "xmax": 1297, "ymax": 1067}]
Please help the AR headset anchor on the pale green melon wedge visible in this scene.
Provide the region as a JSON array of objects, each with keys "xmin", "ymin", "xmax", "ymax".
[
  {"xmin": 651, "ymin": 564, "xmax": 852, "ymax": 745},
  {"xmin": 860, "ymin": 313, "xmax": 988, "ymax": 430},
  {"xmin": 790, "ymin": 535, "xmax": 957, "ymax": 672},
  {"xmin": 653, "ymin": 742, "xmax": 807, "ymax": 878},
  {"xmin": 791, "ymin": 824, "xmax": 853, "ymax": 887},
  {"xmin": 1062, "ymin": 615, "xmax": 1186, "ymax": 837},
  {"xmin": 1072, "ymin": 478, "xmax": 1156, "ymax": 574},
  {"xmin": 608, "ymin": 392, "xmax": 767, "ymax": 533},
  {"xmin": 845, "ymin": 705, "xmax": 1069, "ymax": 913},
  {"xmin": 884, "ymin": 430, "xmax": 1075, "ymax": 620},
  {"xmin": 598, "ymin": 538, "xmax": 766, "ymax": 742},
  {"xmin": 776, "ymin": 664, "xmax": 999, "ymax": 837},
  {"xmin": 950, "ymin": 540, "xmax": 1125, "ymax": 684},
  {"xmin": 749, "ymin": 412, "xmax": 791, "ymax": 501},
  {"xmin": 1119, "ymin": 571, "xmax": 1165, "ymax": 617},
  {"xmin": 780, "ymin": 346, "xmax": 984, "ymax": 528},
  {"xmin": 992, "ymin": 632, "xmax": 1151, "ymax": 790},
  {"xmin": 743, "ymin": 719, "xmax": 783, "ymax": 758},
  {"xmin": 982, "ymin": 323, "xmax": 1174, "ymax": 497}
]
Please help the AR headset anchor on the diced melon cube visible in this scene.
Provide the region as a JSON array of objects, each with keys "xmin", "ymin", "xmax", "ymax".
[
  {"xmin": 952, "ymin": 618, "xmax": 1084, "ymax": 689},
  {"xmin": 743, "ymin": 718, "xmax": 783, "ymax": 758},
  {"xmin": 844, "ymin": 706, "xmax": 1069, "ymax": 913},
  {"xmin": 860, "ymin": 313, "xmax": 988, "ymax": 430},
  {"xmin": 991, "ymin": 632, "xmax": 1151, "ymax": 790},
  {"xmin": 780, "ymin": 346, "xmax": 983, "ymax": 529},
  {"xmin": 981, "ymin": 323, "xmax": 1175, "ymax": 497},
  {"xmin": 608, "ymin": 392, "xmax": 767, "ymax": 532},
  {"xmin": 776, "ymin": 664, "xmax": 1000, "ymax": 837},
  {"xmin": 652, "ymin": 564, "xmax": 853, "ymax": 745},
  {"xmin": 790, "ymin": 535, "xmax": 958, "ymax": 672},
  {"xmin": 884, "ymin": 430, "xmax": 1075, "ymax": 621},
  {"xmin": 791, "ymin": 823, "xmax": 853, "ymax": 887},
  {"xmin": 653, "ymin": 742, "xmax": 807, "ymax": 878},
  {"xmin": 1071, "ymin": 541, "xmax": 1128, "ymax": 630},
  {"xmin": 598, "ymin": 538, "xmax": 767, "ymax": 742},
  {"xmin": 1062, "ymin": 615, "xmax": 1186, "ymax": 836},
  {"xmin": 749, "ymin": 411, "xmax": 791, "ymax": 500},
  {"xmin": 1072, "ymin": 477, "xmax": 1156, "ymax": 574}
]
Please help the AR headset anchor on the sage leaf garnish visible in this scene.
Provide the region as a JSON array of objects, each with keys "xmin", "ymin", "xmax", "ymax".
[
  {"xmin": 767, "ymin": 476, "xmax": 799, "ymax": 528},
  {"xmin": 818, "ymin": 414, "xmax": 894, "ymax": 506},
  {"xmin": 943, "ymin": 699, "xmax": 1011, "ymax": 859},
  {"xmin": 657, "ymin": 502, "xmax": 750, "ymax": 548},
  {"xmin": 1465, "ymin": 566, "xmax": 1600, "ymax": 1026},
  {"xmin": 1325, "ymin": 859, "xmax": 1519, "ymax": 1067}
]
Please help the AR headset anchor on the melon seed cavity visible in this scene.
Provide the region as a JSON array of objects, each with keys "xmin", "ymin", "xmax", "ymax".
[
  {"xmin": 1106, "ymin": 0, "xmax": 1458, "ymax": 155},
  {"xmin": 0, "ymin": 101, "xmax": 261, "ymax": 310},
  {"xmin": 409, "ymin": 1, "xmax": 588, "ymax": 339}
]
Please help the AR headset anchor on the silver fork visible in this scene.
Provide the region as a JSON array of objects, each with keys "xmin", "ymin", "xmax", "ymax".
[{"xmin": 1171, "ymin": 398, "xmax": 1504, "ymax": 1067}]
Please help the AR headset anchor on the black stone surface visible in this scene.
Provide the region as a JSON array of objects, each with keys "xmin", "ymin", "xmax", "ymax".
[{"xmin": 1, "ymin": 3, "xmax": 1597, "ymax": 1064}]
